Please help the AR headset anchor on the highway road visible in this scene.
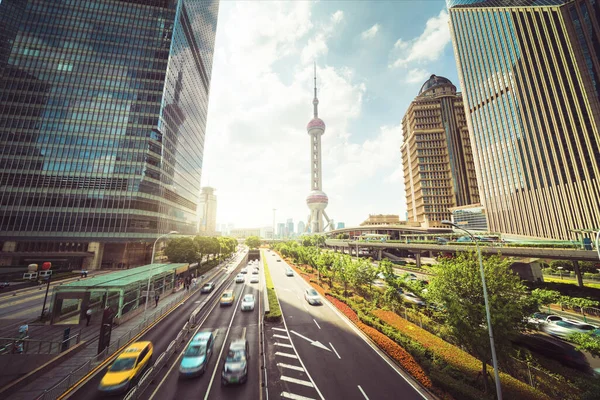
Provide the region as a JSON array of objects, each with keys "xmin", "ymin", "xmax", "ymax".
[
  {"xmin": 263, "ymin": 250, "xmax": 431, "ymax": 400},
  {"xmin": 66, "ymin": 257, "xmax": 262, "ymax": 400}
]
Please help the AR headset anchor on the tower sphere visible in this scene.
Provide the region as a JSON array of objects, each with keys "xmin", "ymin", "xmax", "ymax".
[
  {"xmin": 306, "ymin": 190, "xmax": 328, "ymax": 211},
  {"xmin": 307, "ymin": 117, "xmax": 326, "ymax": 132}
]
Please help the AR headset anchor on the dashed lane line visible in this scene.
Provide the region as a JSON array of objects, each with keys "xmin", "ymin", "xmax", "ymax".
[
  {"xmin": 313, "ymin": 319, "xmax": 321, "ymax": 329},
  {"xmin": 358, "ymin": 385, "xmax": 370, "ymax": 399},
  {"xmin": 277, "ymin": 363, "xmax": 305, "ymax": 372},
  {"xmin": 329, "ymin": 342, "xmax": 341, "ymax": 359},
  {"xmin": 281, "ymin": 376, "xmax": 314, "ymax": 387},
  {"xmin": 274, "ymin": 342, "xmax": 294, "ymax": 348},
  {"xmin": 272, "ymin": 327, "xmax": 287, "ymax": 332}
]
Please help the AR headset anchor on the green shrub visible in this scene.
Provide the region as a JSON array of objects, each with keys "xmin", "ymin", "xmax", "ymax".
[
  {"xmin": 262, "ymin": 254, "xmax": 282, "ymax": 323},
  {"xmin": 430, "ymin": 370, "xmax": 491, "ymax": 400}
]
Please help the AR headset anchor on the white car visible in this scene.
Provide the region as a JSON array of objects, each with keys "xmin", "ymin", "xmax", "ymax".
[
  {"xmin": 285, "ymin": 268, "xmax": 294, "ymax": 277},
  {"xmin": 241, "ymin": 268, "xmax": 248, "ymax": 274},
  {"xmin": 543, "ymin": 319, "xmax": 597, "ymax": 339},
  {"xmin": 241, "ymin": 294, "xmax": 255, "ymax": 311},
  {"xmin": 401, "ymin": 292, "xmax": 426, "ymax": 306},
  {"xmin": 250, "ymin": 276, "xmax": 259, "ymax": 284},
  {"xmin": 304, "ymin": 288, "xmax": 322, "ymax": 305},
  {"xmin": 235, "ymin": 274, "xmax": 245, "ymax": 283}
]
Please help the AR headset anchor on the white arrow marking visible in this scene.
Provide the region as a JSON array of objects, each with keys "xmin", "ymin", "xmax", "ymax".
[{"xmin": 290, "ymin": 330, "xmax": 331, "ymax": 352}]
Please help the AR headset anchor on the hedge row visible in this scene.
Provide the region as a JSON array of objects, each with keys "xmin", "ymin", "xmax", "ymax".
[
  {"xmin": 262, "ymin": 253, "xmax": 282, "ymax": 322},
  {"xmin": 373, "ymin": 310, "xmax": 549, "ymax": 400}
]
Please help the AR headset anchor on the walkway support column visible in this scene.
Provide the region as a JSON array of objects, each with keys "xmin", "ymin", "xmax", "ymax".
[
  {"xmin": 415, "ymin": 253, "xmax": 422, "ymax": 268},
  {"xmin": 572, "ymin": 260, "xmax": 584, "ymax": 288}
]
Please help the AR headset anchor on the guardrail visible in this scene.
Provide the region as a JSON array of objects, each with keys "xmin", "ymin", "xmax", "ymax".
[
  {"xmin": 35, "ymin": 252, "xmax": 248, "ymax": 400},
  {"xmin": 0, "ymin": 333, "xmax": 81, "ymax": 355}
]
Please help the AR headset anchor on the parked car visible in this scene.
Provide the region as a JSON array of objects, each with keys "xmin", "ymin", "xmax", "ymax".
[
  {"xmin": 179, "ymin": 331, "xmax": 214, "ymax": 377},
  {"xmin": 98, "ymin": 341, "xmax": 153, "ymax": 393},
  {"xmin": 220, "ymin": 290, "xmax": 235, "ymax": 307},
  {"xmin": 222, "ymin": 338, "xmax": 249, "ymax": 385},
  {"xmin": 304, "ymin": 288, "xmax": 322, "ymax": 305},
  {"xmin": 401, "ymin": 292, "xmax": 426, "ymax": 306},
  {"xmin": 285, "ymin": 268, "xmax": 294, "ymax": 277},
  {"xmin": 512, "ymin": 334, "xmax": 590, "ymax": 371},
  {"xmin": 543, "ymin": 319, "xmax": 597, "ymax": 339},
  {"xmin": 527, "ymin": 312, "xmax": 563, "ymax": 328},
  {"xmin": 241, "ymin": 294, "xmax": 255, "ymax": 311},
  {"xmin": 200, "ymin": 282, "xmax": 215, "ymax": 293},
  {"xmin": 235, "ymin": 274, "xmax": 245, "ymax": 284}
]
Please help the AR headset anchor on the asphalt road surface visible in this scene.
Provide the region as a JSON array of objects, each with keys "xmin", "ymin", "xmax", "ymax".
[
  {"xmin": 66, "ymin": 259, "xmax": 262, "ymax": 400},
  {"xmin": 264, "ymin": 250, "xmax": 430, "ymax": 400}
]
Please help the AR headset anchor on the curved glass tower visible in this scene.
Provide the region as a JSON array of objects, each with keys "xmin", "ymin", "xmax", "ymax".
[
  {"xmin": 447, "ymin": 0, "xmax": 600, "ymax": 239},
  {"xmin": 0, "ymin": 0, "xmax": 219, "ymax": 268}
]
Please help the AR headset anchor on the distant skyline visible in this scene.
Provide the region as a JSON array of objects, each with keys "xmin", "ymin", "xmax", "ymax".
[{"xmin": 205, "ymin": 1, "xmax": 458, "ymax": 228}]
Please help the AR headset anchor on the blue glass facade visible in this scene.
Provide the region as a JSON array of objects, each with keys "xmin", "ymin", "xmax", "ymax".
[
  {"xmin": 0, "ymin": 0, "xmax": 219, "ymax": 267},
  {"xmin": 448, "ymin": 0, "xmax": 600, "ymax": 239}
]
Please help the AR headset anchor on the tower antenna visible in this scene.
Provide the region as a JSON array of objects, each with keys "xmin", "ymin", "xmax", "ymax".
[{"xmin": 313, "ymin": 61, "xmax": 318, "ymax": 118}]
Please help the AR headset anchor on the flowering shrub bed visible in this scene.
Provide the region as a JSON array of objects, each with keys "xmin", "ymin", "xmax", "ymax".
[
  {"xmin": 326, "ymin": 294, "xmax": 433, "ymax": 389},
  {"xmin": 373, "ymin": 310, "xmax": 549, "ymax": 400}
]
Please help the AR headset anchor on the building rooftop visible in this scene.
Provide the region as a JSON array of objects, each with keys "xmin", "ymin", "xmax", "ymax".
[
  {"xmin": 418, "ymin": 74, "xmax": 454, "ymax": 95},
  {"xmin": 55, "ymin": 263, "xmax": 188, "ymax": 290}
]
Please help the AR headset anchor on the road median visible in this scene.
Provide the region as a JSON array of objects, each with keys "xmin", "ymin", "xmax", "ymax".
[{"xmin": 261, "ymin": 251, "xmax": 281, "ymax": 323}]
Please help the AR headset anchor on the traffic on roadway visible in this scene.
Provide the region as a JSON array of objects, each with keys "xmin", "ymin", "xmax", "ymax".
[
  {"xmin": 263, "ymin": 250, "xmax": 430, "ymax": 400},
  {"xmin": 64, "ymin": 255, "xmax": 263, "ymax": 400}
]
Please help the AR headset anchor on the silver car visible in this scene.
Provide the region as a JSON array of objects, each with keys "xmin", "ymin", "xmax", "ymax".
[
  {"xmin": 543, "ymin": 319, "xmax": 597, "ymax": 339},
  {"xmin": 304, "ymin": 288, "xmax": 322, "ymax": 305},
  {"xmin": 222, "ymin": 338, "xmax": 249, "ymax": 385},
  {"xmin": 401, "ymin": 292, "xmax": 426, "ymax": 306}
]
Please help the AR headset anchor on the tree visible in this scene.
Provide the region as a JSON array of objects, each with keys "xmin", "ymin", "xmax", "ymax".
[
  {"xmin": 530, "ymin": 288, "xmax": 561, "ymax": 307},
  {"xmin": 164, "ymin": 238, "xmax": 198, "ymax": 263},
  {"xmin": 245, "ymin": 236, "xmax": 261, "ymax": 249},
  {"xmin": 568, "ymin": 332, "xmax": 600, "ymax": 357},
  {"xmin": 194, "ymin": 236, "xmax": 212, "ymax": 264},
  {"xmin": 428, "ymin": 252, "xmax": 531, "ymax": 393}
]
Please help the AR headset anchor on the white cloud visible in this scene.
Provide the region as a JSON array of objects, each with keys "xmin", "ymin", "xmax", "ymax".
[
  {"xmin": 405, "ymin": 68, "xmax": 430, "ymax": 84},
  {"xmin": 203, "ymin": 2, "xmax": 404, "ymax": 228},
  {"xmin": 301, "ymin": 10, "xmax": 344, "ymax": 64},
  {"xmin": 361, "ymin": 23, "xmax": 380, "ymax": 40},
  {"xmin": 390, "ymin": 10, "xmax": 450, "ymax": 68}
]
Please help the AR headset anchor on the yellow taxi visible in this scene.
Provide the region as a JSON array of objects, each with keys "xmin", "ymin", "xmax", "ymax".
[
  {"xmin": 220, "ymin": 289, "xmax": 235, "ymax": 306},
  {"xmin": 98, "ymin": 341, "xmax": 153, "ymax": 393}
]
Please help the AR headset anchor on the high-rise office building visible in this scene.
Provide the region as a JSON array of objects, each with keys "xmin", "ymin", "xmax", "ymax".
[
  {"xmin": 0, "ymin": 0, "xmax": 219, "ymax": 269},
  {"xmin": 336, "ymin": 222, "xmax": 345, "ymax": 229},
  {"xmin": 401, "ymin": 75, "xmax": 479, "ymax": 228},
  {"xmin": 198, "ymin": 187, "xmax": 217, "ymax": 234},
  {"xmin": 297, "ymin": 221, "xmax": 306, "ymax": 235},
  {"xmin": 447, "ymin": 0, "xmax": 600, "ymax": 239},
  {"xmin": 286, "ymin": 218, "xmax": 294, "ymax": 237},
  {"xmin": 277, "ymin": 223, "xmax": 286, "ymax": 238}
]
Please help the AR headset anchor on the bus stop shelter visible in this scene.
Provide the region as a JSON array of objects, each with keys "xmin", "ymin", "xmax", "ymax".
[{"xmin": 49, "ymin": 263, "xmax": 189, "ymax": 325}]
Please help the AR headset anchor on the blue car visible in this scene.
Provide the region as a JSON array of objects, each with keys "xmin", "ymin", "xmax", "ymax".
[{"xmin": 179, "ymin": 331, "xmax": 214, "ymax": 377}]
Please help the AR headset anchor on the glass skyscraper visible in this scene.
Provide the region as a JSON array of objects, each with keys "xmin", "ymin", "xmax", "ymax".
[
  {"xmin": 0, "ymin": 0, "xmax": 219, "ymax": 269},
  {"xmin": 447, "ymin": 0, "xmax": 600, "ymax": 239}
]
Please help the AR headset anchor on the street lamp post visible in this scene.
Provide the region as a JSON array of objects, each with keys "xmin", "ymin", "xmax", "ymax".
[
  {"xmin": 145, "ymin": 231, "xmax": 178, "ymax": 315},
  {"xmin": 442, "ymin": 220, "xmax": 503, "ymax": 400}
]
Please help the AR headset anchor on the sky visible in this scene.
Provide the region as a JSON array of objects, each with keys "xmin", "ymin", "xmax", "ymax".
[{"xmin": 202, "ymin": 0, "xmax": 460, "ymax": 230}]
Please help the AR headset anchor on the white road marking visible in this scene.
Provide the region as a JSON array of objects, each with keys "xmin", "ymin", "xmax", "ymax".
[
  {"xmin": 358, "ymin": 385, "xmax": 369, "ymax": 399},
  {"xmin": 273, "ymin": 334, "xmax": 290, "ymax": 340},
  {"xmin": 290, "ymin": 330, "xmax": 330, "ymax": 352},
  {"xmin": 275, "ymin": 352, "xmax": 298, "ymax": 359},
  {"xmin": 313, "ymin": 319, "xmax": 321, "ymax": 329},
  {"xmin": 281, "ymin": 392, "xmax": 315, "ymax": 400},
  {"xmin": 329, "ymin": 342, "xmax": 341, "ymax": 359},
  {"xmin": 281, "ymin": 376, "xmax": 314, "ymax": 387},
  {"xmin": 277, "ymin": 363, "xmax": 305, "ymax": 372},
  {"xmin": 275, "ymin": 342, "xmax": 294, "ymax": 348},
  {"xmin": 273, "ymin": 327, "xmax": 287, "ymax": 332}
]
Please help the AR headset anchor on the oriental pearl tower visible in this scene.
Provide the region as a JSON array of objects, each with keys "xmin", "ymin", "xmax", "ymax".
[{"xmin": 305, "ymin": 63, "xmax": 333, "ymax": 233}]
